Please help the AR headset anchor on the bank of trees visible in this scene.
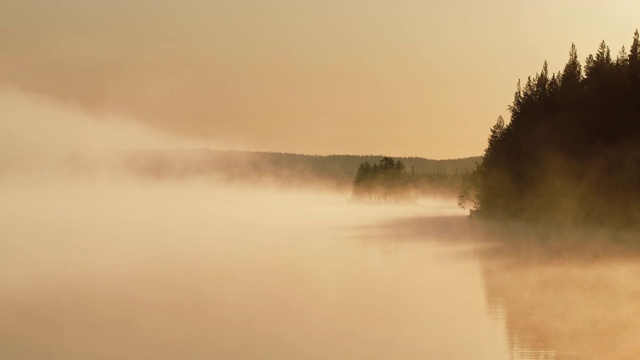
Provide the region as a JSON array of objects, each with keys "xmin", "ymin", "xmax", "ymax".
[
  {"xmin": 461, "ymin": 30, "xmax": 640, "ymax": 226},
  {"xmin": 352, "ymin": 157, "xmax": 467, "ymax": 203}
]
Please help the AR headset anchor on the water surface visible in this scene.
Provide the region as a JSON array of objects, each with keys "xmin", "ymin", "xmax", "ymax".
[
  {"xmin": 0, "ymin": 180, "xmax": 508, "ymax": 359},
  {"xmin": 3, "ymin": 180, "xmax": 639, "ymax": 359}
]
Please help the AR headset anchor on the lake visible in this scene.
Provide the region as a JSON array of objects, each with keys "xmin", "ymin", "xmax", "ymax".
[{"xmin": 1, "ymin": 179, "xmax": 639, "ymax": 359}]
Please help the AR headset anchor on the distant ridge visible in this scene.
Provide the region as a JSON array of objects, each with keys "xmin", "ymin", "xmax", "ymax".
[{"xmin": 123, "ymin": 149, "xmax": 481, "ymax": 190}]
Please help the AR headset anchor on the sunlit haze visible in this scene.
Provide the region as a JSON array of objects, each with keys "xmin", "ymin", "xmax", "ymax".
[
  {"xmin": 2, "ymin": 2, "xmax": 640, "ymax": 359},
  {"xmin": 2, "ymin": 1, "xmax": 639, "ymax": 157}
]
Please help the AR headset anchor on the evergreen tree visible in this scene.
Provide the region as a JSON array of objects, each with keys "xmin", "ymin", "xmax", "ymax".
[
  {"xmin": 585, "ymin": 40, "xmax": 613, "ymax": 86},
  {"xmin": 560, "ymin": 43, "xmax": 583, "ymax": 99},
  {"xmin": 629, "ymin": 30, "xmax": 640, "ymax": 85}
]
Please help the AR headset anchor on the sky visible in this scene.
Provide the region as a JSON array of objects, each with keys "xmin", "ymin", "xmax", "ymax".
[{"xmin": 1, "ymin": 0, "xmax": 639, "ymax": 158}]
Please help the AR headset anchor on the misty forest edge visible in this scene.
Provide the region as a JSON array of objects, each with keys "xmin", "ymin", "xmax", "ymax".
[
  {"xmin": 125, "ymin": 31, "xmax": 640, "ymax": 228},
  {"xmin": 457, "ymin": 30, "xmax": 640, "ymax": 228}
]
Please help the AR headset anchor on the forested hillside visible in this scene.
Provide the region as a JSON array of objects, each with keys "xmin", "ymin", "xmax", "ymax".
[
  {"xmin": 123, "ymin": 149, "xmax": 480, "ymax": 191},
  {"xmin": 462, "ymin": 31, "xmax": 640, "ymax": 227}
]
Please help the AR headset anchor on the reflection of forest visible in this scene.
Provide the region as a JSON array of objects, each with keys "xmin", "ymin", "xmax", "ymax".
[{"xmin": 478, "ymin": 231, "xmax": 640, "ymax": 360}]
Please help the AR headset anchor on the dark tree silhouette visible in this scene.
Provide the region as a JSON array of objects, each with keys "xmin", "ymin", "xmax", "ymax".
[
  {"xmin": 351, "ymin": 157, "xmax": 410, "ymax": 203},
  {"xmin": 352, "ymin": 157, "xmax": 471, "ymax": 203},
  {"xmin": 464, "ymin": 30, "xmax": 640, "ymax": 227}
]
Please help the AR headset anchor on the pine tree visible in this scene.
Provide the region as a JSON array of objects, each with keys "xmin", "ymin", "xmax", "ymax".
[
  {"xmin": 629, "ymin": 30, "xmax": 640, "ymax": 87},
  {"xmin": 585, "ymin": 40, "xmax": 612, "ymax": 81},
  {"xmin": 560, "ymin": 43, "xmax": 582, "ymax": 94}
]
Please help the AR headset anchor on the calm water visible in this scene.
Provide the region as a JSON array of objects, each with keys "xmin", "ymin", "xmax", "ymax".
[{"xmin": 1, "ymin": 179, "xmax": 639, "ymax": 359}]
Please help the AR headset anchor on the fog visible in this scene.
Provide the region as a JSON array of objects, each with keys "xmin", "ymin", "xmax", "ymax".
[
  {"xmin": 478, "ymin": 227, "xmax": 640, "ymax": 360},
  {"xmin": 2, "ymin": 89, "xmax": 640, "ymax": 359},
  {"xmin": 0, "ymin": 87, "xmax": 216, "ymax": 179}
]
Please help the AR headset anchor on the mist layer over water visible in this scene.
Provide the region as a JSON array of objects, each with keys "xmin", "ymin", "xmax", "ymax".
[
  {"xmin": 478, "ymin": 229, "xmax": 640, "ymax": 360},
  {"xmin": 3, "ymin": 88, "xmax": 640, "ymax": 360},
  {"xmin": 0, "ymin": 178, "xmax": 507, "ymax": 360}
]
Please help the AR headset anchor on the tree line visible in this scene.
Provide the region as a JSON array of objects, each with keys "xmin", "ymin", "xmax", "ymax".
[
  {"xmin": 124, "ymin": 149, "xmax": 479, "ymax": 191},
  {"xmin": 461, "ymin": 30, "xmax": 640, "ymax": 227},
  {"xmin": 352, "ymin": 157, "xmax": 468, "ymax": 203}
]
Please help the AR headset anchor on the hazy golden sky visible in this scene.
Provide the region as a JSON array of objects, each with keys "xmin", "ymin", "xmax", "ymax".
[{"xmin": 1, "ymin": 0, "xmax": 639, "ymax": 158}]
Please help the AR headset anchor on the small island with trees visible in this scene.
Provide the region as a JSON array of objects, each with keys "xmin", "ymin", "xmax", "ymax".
[
  {"xmin": 459, "ymin": 30, "xmax": 640, "ymax": 228},
  {"xmin": 351, "ymin": 156, "xmax": 470, "ymax": 204}
]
